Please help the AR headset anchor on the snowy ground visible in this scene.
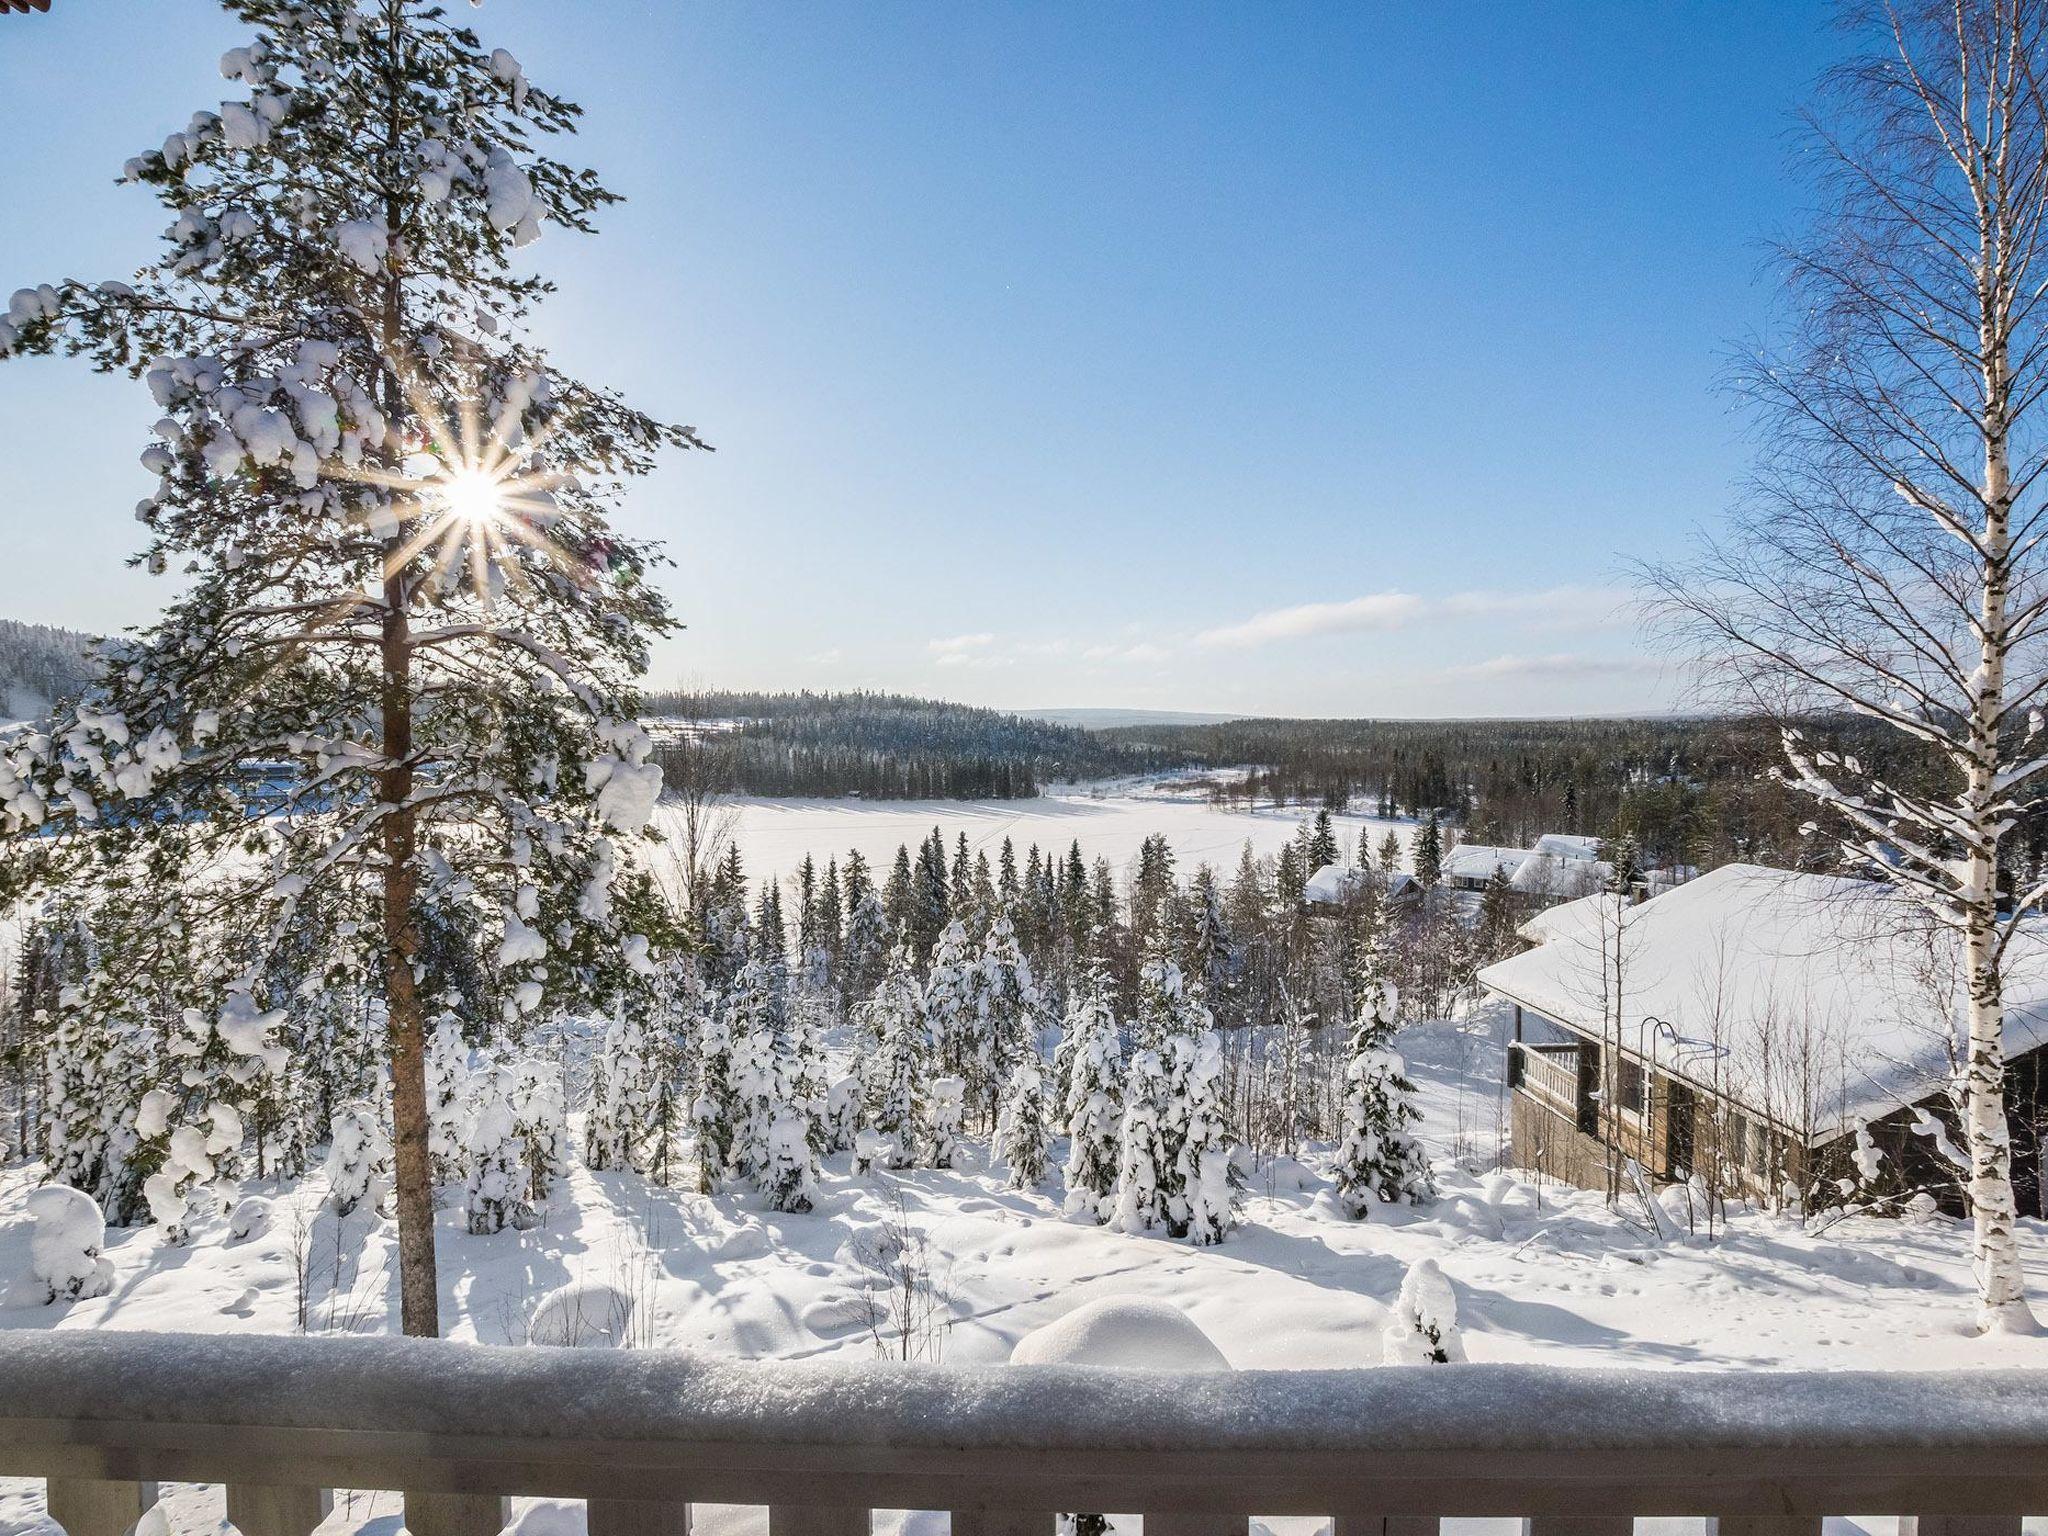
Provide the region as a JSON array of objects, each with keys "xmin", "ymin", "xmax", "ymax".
[
  {"xmin": 5, "ymin": 1002, "xmax": 2048, "ymax": 1536},
  {"xmin": 666, "ymin": 785, "xmax": 1411, "ymax": 891}
]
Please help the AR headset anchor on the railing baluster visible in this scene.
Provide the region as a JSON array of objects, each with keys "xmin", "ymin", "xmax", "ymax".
[
  {"xmin": 1143, "ymin": 1515, "xmax": 1246, "ymax": 1535},
  {"xmin": 766, "ymin": 1507, "xmax": 868, "ymax": 1535},
  {"xmin": 1904, "ymin": 1520, "xmax": 2024, "ymax": 1536},
  {"xmin": 587, "ymin": 1500, "xmax": 691, "ymax": 1536},
  {"xmin": 950, "ymin": 1514, "xmax": 1053, "ymax": 1535},
  {"xmin": 403, "ymin": 1491, "xmax": 510, "ymax": 1536},
  {"xmin": 226, "ymin": 1484, "xmax": 333, "ymax": 1536},
  {"xmin": 46, "ymin": 1479, "xmax": 159, "ymax": 1536}
]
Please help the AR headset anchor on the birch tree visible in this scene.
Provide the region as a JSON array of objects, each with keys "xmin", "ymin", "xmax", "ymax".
[
  {"xmin": 0, "ymin": 0, "xmax": 701, "ymax": 1335},
  {"xmin": 1647, "ymin": 0, "xmax": 2047, "ymax": 1331}
]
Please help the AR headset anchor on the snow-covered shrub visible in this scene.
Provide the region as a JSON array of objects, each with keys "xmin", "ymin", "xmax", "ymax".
[
  {"xmin": 26, "ymin": 1185, "xmax": 114, "ymax": 1304},
  {"xmin": 1060, "ymin": 991, "xmax": 1122, "ymax": 1222},
  {"xmin": 323, "ymin": 1099, "xmax": 391, "ymax": 1217},
  {"xmin": 1333, "ymin": 938, "xmax": 1434, "ymax": 1215},
  {"xmin": 823, "ymin": 1073, "xmax": 862, "ymax": 1154},
  {"xmin": 929, "ymin": 1076, "xmax": 965, "ymax": 1169},
  {"xmin": 852, "ymin": 1128, "xmax": 893, "ymax": 1175},
  {"xmin": 762, "ymin": 1110, "xmax": 818, "ymax": 1214},
  {"xmin": 528, "ymin": 1278, "xmax": 635, "ymax": 1347},
  {"xmin": 227, "ymin": 1194, "xmax": 272, "ymax": 1243},
  {"xmin": 462, "ymin": 1064, "xmax": 532, "ymax": 1235},
  {"xmin": 1383, "ymin": 1257, "xmax": 1465, "ymax": 1364},
  {"xmin": 995, "ymin": 1060, "xmax": 1051, "ymax": 1189}
]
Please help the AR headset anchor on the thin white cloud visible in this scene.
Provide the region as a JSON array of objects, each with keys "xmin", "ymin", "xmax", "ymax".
[
  {"xmin": 1446, "ymin": 651, "xmax": 1660, "ymax": 680},
  {"xmin": 1194, "ymin": 592, "xmax": 1426, "ymax": 649},
  {"xmin": 928, "ymin": 632, "xmax": 995, "ymax": 655},
  {"xmin": 1439, "ymin": 585, "xmax": 1631, "ymax": 629}
]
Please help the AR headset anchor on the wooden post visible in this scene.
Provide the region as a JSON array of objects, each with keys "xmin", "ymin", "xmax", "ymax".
[
  {"xmin": 1336, "ymin": 1518, "xmax": 1438, "ymax": 1536},
  {"xmin": 46, "ymin": 1479, "xmax": 158, "ymax": 1536},
  {"xmin": 766, "ymin": 1509, "xmax": 868, "ymax": 1536},
  {"xmin": 586, "ymin": 1501, "xmax": 690, "ymax": 1536},
  {"xmin": 226, "ymin": 1485, "xmax": 333, "ymax": 1536},
  {"xmin": 403, "ymin": 1492, "xmax": 509, "ymax": 1536}
]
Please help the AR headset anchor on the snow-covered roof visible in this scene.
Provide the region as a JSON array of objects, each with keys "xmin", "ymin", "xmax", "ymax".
[
  {"xmin": 1516, "ymin": 890, "xmax": 1612, "ymax": 946},
  {"xmin": 1305, "ymin": 863, "xmax": 1364, "ymax": 904},
  {"xmin": 1478, "ymin": 863, "xmax": 2048, "ymax": 1140},
  {"xmin": 1442, "ymin": 844, "xmax": 1528, "ymax": 883},
  {"xmin": 1531, "ymin": 833, "xmax": 1601, "ymax": 861},
  {"xmin": 1509, "ymin": 851, "xmax": 1611, "ymax": 898}
]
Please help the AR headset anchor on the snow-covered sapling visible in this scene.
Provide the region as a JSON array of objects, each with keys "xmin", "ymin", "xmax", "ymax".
[
  {"xmin": 1060, "ymin": 991, "xmax": 1123, "ymax": 1223},
  {"xmin": 823, "ymin": 1073, "xmax": 862, "ymax": 1154},
  {"xmin": 324, "ymin": 1099, "xmax": 392, "ymax": 1218},
  {"xmin": 995, "ymin": 1059, "xmax": 1051, "ymax": 1189},
  {"xmin": 1333, "ymin": 936, "xmax": 1434, "ymax": 1215},
  {"xmin": 463, "ymin": 1064, "xmax": 532, "ymax": 1235},
  {"xmin": 1383, "ymin": 1257, "xmax": 1466, "ymax": 1364},
  {"xmin": 762, "ymin": 1110, "xmax": 819, "ymax": 1214},
  {"xmin": 26, "ymin": 1185, "xmax": 115, "ymax": 1304},
  {"xmin": 929, "ymin": 1076, "xmax": 966, "ymax": 1170}
]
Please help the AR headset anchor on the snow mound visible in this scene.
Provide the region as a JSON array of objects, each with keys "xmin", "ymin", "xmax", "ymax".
[
  {"xmin": 528, "ymin": 1280, "xmax": 634, "ymax": 1348},
  {"xmin": 1010, "ymin": 1294, "xmax": 1230, "ymax": 1371},
  {"xmin": 26, "ymin": 1185, "xmax": 114, "ymax": 1304},
  {"xmin": 227, "ymin": 1195, "xmax": 272, "ymax": 1243}
]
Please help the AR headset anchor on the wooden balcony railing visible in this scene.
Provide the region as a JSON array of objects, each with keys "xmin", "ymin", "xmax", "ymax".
[
  {"xmin": 1511, "ymin": 1041, "xmax": 1581, "ymax": 1115},
  {"xmin": 3, "ymin": 1331, "xmax": 2046, "ymax": 1536}
]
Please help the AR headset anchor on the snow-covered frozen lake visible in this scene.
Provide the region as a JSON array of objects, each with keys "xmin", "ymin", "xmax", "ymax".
[{"xmin": 662, "ymin": 785, "xmax": 1412, "ymax": 886}]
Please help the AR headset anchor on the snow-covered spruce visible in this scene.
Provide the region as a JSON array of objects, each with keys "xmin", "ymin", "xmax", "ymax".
[
  {"xmin": 861, "ymin": 947, "xmax": 930, "ymax": 1170},
  {"xmin": 26, "ymin": 1185, "xmax": 114, "ymax": 1305},
  {"xmin": 1111, "ymin": 1048, "xmax": 1172, "ymax": 1234},
  {"xmin": 584, "ymin": 1012, "xmax": 651, "ymax": 1173},
  {"xmin": 921, "ymin": 1075, "xmax": 961, "ymax": 1170},
  {"xmin": 1172, "ymin": 1031, "xmax": 1240, "ymax": 1245},
  {"xmin": 761, "ymin": 1110, "xmax": 819, "ymax": 1214},
  {"xmin": 462, "ymin": 1064, "xmax": 532, "ymax": 1235},
  {"xmin": 1333, "ymin": 936, "xmax": 1434, "ymax": 1215},
  {"xmin": 1383, "ymin": 1258, "xmax": 1466, "ymax": 1364},
  {"xmin": 1060, "ymin": 988, "xmax": 1123, "ymax": 1223},
  {"xmin": 323, "ymin": 1099, "xmax": 392, "ymax": 1217},
  {"xmin": 426, "ymin": 1015, "xmax": 474, "ymax": 1185},
  {"xmin": 995, "ymin": 1059, "xmax": 1052, "ymax": 1189},
  {"xmin": 691, "ymin": 1000, "xmax": 739, "ymax": 1194},
  {"xmin": 823, "ymin": 1073, "xmax": 862, "ymax": 1154},
  {"xmin": 973, "ymin": 913, "xmax": 1041, "ymax": 1127},
  {"xmin": 511, "ymin": 1053, "xmax": 567, "ymax": 1206}
]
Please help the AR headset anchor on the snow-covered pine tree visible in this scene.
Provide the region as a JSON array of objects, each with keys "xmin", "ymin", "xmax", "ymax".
[
  {"xmin": 462, "ymin": 1061, "xmax": 530, "ymax": 1236},
  {"xmin": 761, "ymin": 1110, "xmax": 818, "ymax": 1214},
  {"xmin": 994, "ymin": 1058, "xmax": 1051, "ymax": 1189},
  {"xmin": 425, "ymin": 1013, "xmax": 472, "ymax": 1185},
  {"xmin": 929, "ymin": 1075, "xmax": 966, "ymax": 1169},
  {"xmin": 691, "ymin": 996, "xmax": 739, "ymax": 1195},
  {"xmin": 1172, "ymin": 1031, "xmax": 1239, "ymax": 1245},
  {"xmin": 324, "ymin": 1098, "xmax": 393, "ymax": 1217},
  {"xmin": 510, "ymin": 1052, "xmax": 566, "ymax": 1205},
  {"xmin": 583, "ymin": 1011, "xmax": 649, "ymax": 1172},
  {"xmin": 1382, "ymin": 1257, "xmax": 1466, "ymax": 1364},
  {"xmin": 823, "ymin": 1073, "xmax": 862, "ymax": 1153},
  {"xmin": 1110, "ymin": 1047, "xmax": 1172, "ymax": 1234},
  {"xmin": 861, "ymin": 946, "xmax": 930, "ymax": 1169},
  {"xmin": 725, "ymin": 956, "xmax": 788, "ymax": 1182},
  {"xmin": 0, "ymin": 0, "xmax": 699, "ymax": 1337},
  {"xmin": 925, "ymin": 918, "xmax": 976, "ymax": 1084},
  {"xmin": 974, "ymin": 913, "xmax": 1039, "ymax": 1127},
  {"xmin": 1059, "ymin": 986, "xmax": 1123, "ymax": 1223},
  {"xmin": 1332, "ymin": 931, "xmax": 1434, "ymax": 1215}
]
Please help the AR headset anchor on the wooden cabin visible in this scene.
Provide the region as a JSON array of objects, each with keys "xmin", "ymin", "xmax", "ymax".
[{"xmin": 1477, "ymin": 864, "xmax": 2048, "ymax": 1215}]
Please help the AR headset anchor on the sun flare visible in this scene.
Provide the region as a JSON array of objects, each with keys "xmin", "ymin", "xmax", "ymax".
[{"xmin": 436, "ymin": 466, "xmax": 508, "ymax": 527}]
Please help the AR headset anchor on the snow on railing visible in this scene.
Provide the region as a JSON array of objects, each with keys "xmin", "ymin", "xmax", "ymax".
[
  {"xmin": 1511, "ymin": 1041, "xmax": 1581, "ymax": 1113},
  {"xmin": 2, "ymin": 1331, "xmax": 2046, "ymax": 1536}
]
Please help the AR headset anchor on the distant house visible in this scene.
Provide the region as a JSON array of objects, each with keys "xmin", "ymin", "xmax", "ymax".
[
  {"xmin": 1304, "ymin": 862, "xmax": 1420, "ymax": 915},
  {"xmin": 1477, "ymin": 863, "xmax": 2048, "ymax": 1215},
  {"xmin": 1442, "ymin": 844, "xmax": 1529, "ymax": 891},
  {"xmin": 1507, "ymin": 833, "xmax": 1610, "ymax": 904}
]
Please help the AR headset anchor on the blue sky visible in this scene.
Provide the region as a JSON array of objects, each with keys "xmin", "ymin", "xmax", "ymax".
[{"xmin": 0, "ymin": 2, "xmax": 1842, "ymax": 716}]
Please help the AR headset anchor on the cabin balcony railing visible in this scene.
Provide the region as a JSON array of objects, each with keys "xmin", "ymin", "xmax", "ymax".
[
  {"xmin": 1510, "ymin": 1041, "xmax": 1581, "ymax": 1116},
  {"xmin": 3, "ymin": 1331, "xmax": 2046, "ymax": 1536}
]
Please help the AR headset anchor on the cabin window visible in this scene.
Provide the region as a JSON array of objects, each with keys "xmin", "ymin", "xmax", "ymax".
[{"xmin": 1617, "ymin": 1057, "xmax": 1646, "ymax": 1116}]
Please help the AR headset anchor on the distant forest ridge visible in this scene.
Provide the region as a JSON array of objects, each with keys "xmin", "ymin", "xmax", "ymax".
[{"xmin": 0, "ymin": 619, "xmax": 95, "ymax": 718}]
